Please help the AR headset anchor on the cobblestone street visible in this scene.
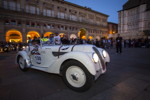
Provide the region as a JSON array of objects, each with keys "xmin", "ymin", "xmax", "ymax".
[{"xmin": 0, "ymin": 48, "xmax": 150, "ymax": 100}]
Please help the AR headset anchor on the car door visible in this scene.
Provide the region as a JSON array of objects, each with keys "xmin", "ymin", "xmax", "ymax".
[
  {"xmin": 30, "ymin": 46, "xmax": 42, "ymax": 67},
  {"xmin": 30, "ymin": 46, "xmax": 57, "ymax": 67},
  {"xmin": 39, "ymin": 47, "xmax": 57, "ymax": 67}
]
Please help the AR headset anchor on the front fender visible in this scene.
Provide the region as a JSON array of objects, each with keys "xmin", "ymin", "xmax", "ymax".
[
  {"xmin": 16, "ymin": 51, "xmax": 31, "ymax": 67},
  {"xmin": 49, "ymin": 52, "xmax": 97, "ymax": 75},
  {"xmin": 98, "ymin": 48, "xmax": 110, "ymax": 62}
]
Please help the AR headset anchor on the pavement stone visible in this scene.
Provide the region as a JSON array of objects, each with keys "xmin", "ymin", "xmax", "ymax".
[{"xmin": 0, "ymin": 48, "xmax": 150, "ymax": 100}]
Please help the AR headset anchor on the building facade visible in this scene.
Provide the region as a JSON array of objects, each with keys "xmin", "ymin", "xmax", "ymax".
[
  {"xmin": 107, "ymin": 22, "xmax": 118, "ymax": 38},
  {"xmin": 0, "ymin": 0, "xmax": 108, "ymax": 43},
  {"xmin": 118, "ymin": 0, "xmax": 150, "ymax": 39}
]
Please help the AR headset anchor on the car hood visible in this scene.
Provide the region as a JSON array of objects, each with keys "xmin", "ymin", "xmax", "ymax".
[{"xmin": 43, "ymin": 44, "xmax": 100, "ymax": 53}]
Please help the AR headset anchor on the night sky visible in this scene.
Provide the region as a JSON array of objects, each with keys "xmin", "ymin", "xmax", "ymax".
[{"xmin": 65, "ymin": 0, "xmax": 128, "ymax": 23}]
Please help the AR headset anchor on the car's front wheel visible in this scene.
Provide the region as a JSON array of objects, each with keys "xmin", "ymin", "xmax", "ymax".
[
  {"xmin": 18, "ymin": 56, "xmax": 28, "ymax": 71},
  {"xmin": 62, "ymin": 60, "xmax": 94, "ymax": 92}
]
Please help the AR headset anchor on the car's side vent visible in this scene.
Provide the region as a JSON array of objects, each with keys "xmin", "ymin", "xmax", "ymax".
[
  {"xmin": 92, "ymin": 47, "xmax": 106, "ymax": 70},
  {"xmin": 52, "ymin": 52, "xmax": 67, "ymax": 57}
]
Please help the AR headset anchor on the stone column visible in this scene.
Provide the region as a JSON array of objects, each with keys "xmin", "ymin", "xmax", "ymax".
[
  {"xmin": 66, "ymin": 6, "xmax": 70, "ymax": 20},
  {"xmin": 40, "ymin": 23, "xmax": 44, "ymax": 36},
  {"xmin": 22, "ymin": 21, "xmax": 27, "ymax": 43},
  {"xmin": 39, "ymin": 1, "xmax": 43, "ymax": 15},
  {"xmin": 0, "ymin": 0, "xmax": 2, "ymax": 8},
  {"xmin": 20, "ymin": 0, "xmax": 25, "ymax": 12},
  {"xmin": 54, "ymin": 4, "xmax": 58, "ymax": 18},
  {"xmin": 0, "ymin": 17, "xmax": 5, "ymax": 41}
]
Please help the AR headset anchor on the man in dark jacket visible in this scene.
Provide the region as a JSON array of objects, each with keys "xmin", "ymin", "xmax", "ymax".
[{"xmin": 116, "ymin": 34, "xmax": 123, "ymax": 54}]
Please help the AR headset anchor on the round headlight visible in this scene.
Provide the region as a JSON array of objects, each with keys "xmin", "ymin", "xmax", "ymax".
[
  {"xmin": 22, "ymin": 46, "xmax": 25, "ymax": 49},
  {"xmin": 92, "ymin": 53, "xmax": 99, "ymax": 63},
  {"xmin": 102, "ymin": 50, "xmax": 107, "ymax": 58}
]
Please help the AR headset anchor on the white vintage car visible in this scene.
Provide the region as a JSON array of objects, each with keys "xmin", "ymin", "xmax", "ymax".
[{"xmin": 16, "ymin": 41, "xmax": 110, "ymax": 92}]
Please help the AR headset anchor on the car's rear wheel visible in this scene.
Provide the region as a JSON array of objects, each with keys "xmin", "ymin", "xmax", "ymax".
[
  {"xmin": 18, "ymin": 56, "xmax": 28, "ymax": 71},
  {"xmin": 62, "ymin": 60, "xmax": 94, "ymax": 92}
]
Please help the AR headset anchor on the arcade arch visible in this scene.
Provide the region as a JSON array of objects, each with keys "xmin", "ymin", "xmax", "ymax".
[
  {"xmin": 95, "ymin": 36, "xmax": 100, "ymax": 40},
  {"xmin": 70, "ymin": 34, "xmax": 77, "ymax": 39},
  {"xmin": 6, "ymin": 29, "xmax": 22, "ymax": 42},
  {"xmin": 27, "ymin": 31, "xmax": 40, "ymax": 40},
  {"xmin": 59, "ymin": 33, "xmax": 66, "ymax": 38},
  {"xmin": 88, "ymin": 36, "xmax": 93, "ymax": 40},
  {"xmin": 78, "ymin": 28, "xmax": 87, "ymax": 39},
  {"xmin": 44, "ymin": 32, "xmax": 53, "ymax": 38}
]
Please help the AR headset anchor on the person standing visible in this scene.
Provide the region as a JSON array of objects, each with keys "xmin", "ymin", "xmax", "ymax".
[
  {"xmin": 49, "ymin": 33, "xmax": 54, "ymax": 44},
  {"xmin": 116, "ymin": 34, "xmax": 123, "ymax": 54},
  {"xmin": 40, "ymin": 34, "xmax": 49, "ymax": 43},
  {"xmin": 61, "ymin": 35, "xmax": 70, "ymax": 44},
  {"xmin": 54, "ymin": 32, "xmax": 61, "ymax": 45},
  {"xmin": 95, "ymin": 39, "xmax": 100, "ymax": 47},
  {"xmin": 27, "ymin": 37, "xmax": 32, "ymax": 46}
]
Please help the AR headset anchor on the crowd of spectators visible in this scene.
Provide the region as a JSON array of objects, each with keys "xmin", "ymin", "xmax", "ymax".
[
  {"xmin": 123, "ymin": 38, "xmax": 150, "ymax": 48},
  {"xmin": 61, "ymin": 37, "xmax": 150, "ymax": 49},
  {"xmin": 0, "ymin": 41, "xmax": 27, "ymax": 52},
  {"xmin": 0, "ymin": 37, "xmax": 150, "ymax": 52}
]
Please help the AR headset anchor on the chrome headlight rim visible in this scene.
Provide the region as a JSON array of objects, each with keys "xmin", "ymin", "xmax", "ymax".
[
  {"xmin": 92, "ymin": 53, "xmax": 99, "ymax": 63},
  {"xmin": 102, "ymin": 50, "xmax": 107, "ymax": 58}
]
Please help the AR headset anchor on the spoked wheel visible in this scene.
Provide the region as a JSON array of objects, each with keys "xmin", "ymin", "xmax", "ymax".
[
  {"xmin": 18, "ymin": 56, "xmax": 28, "ymax": 71},
  {"xmin": 62, "ymin": 60, "xmax": 94, "ymax": 92}
]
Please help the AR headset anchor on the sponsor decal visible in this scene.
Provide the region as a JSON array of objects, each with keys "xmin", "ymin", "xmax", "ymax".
[{"xmin": 34, "ymin": 54, "xmax": 41, "ymax": 64}]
